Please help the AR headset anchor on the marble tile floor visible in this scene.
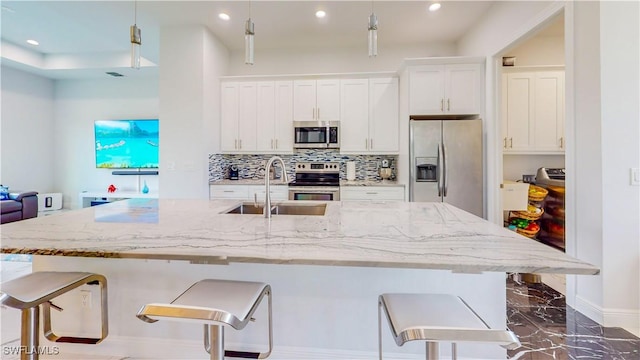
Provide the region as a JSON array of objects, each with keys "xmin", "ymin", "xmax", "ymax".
[
  {"xmin": 1, "ymin": 260, "xmax": 638, "ymax": 359},
  {"xmin": 507, "ymin": 278, "xmax": 640, "ymax": 360}
]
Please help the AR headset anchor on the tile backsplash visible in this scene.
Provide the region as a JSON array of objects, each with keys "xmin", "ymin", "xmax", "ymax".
[{"xmin": 209, "ymin": 150, "xmax": 397, "ymax": 182}]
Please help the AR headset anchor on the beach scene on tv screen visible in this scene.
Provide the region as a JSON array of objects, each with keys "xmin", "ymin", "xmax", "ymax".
[{"xmin": 95, "ymin": 119, "xmax": 159, "ymax": 168}]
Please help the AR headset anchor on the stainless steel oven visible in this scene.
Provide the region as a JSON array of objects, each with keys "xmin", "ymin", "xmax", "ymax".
[
  {"xmin": 288, "ymin": 162, "xmax": 340, "ymax": 201},
  {"xmin": 293, "ymin": 121, "xmax": 339, "ymax": 149}
]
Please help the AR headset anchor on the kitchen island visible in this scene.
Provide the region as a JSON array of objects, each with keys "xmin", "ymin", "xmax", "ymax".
[{"xmin": 1, "ymin": 199, "xmax": 598, "ymax": 359}]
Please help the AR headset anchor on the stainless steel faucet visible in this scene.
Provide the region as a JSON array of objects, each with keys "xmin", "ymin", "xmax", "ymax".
[{"xmin": 264, "ymin": 156, "xmax": 289, "ymax": 218}]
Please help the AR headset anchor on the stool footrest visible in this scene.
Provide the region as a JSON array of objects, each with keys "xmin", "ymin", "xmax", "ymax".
[
  {"xmin": 225, "ymin": 350, "xmax": 260, "ymax": 359},
  {"xmin": 54, "ymin": 336, "xmax": 102, "ymax": 344}
]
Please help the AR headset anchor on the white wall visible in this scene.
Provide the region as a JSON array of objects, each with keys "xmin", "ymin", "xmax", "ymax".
[
  {"xmin": 0, "ymin": 66, "xmax": 55, "ymax": 193},
  {"xmin": 158, "ymin": 26, "xmax": 229, "ymax": 199},
  {"xmin": 598, "ymin": 0, "xmax": 639, "ymax": 335},
  {"xmin": 506, "ymin": 35, "xmax": 564, "ymax": 67},
  {"xmin": 53, "ymin": 77, "xmax": 159, "ymax": 208},
  {"xmin": 226, "ymin": 43, "xmax": 456, "ymax": 76},
  {"xmin": 502, "ymin": 155, "xmax": 564, "ymax": 182}
]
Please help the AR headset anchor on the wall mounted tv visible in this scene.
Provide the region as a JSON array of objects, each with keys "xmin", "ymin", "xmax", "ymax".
[{"xmin": 95, "ymin": 119, "xmax": 159, "ymax": 169}]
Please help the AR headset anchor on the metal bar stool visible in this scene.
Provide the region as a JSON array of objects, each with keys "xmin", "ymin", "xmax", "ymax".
[
  {"xmin": 137, "ymin": 279, "xmax": 272, "ymax": 360},
  {"xmin": 0, "ymin": 271, "xmax": 109, "ymax": 360},
  {"xmin": 378, "ymin": 293, "xmax": 520, "ymax": 360}
]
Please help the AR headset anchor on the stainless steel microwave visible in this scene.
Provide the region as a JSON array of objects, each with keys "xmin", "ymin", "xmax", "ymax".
[{"xmin": 293, "ymin": 121, "xmax": 339, "ymax": 149}]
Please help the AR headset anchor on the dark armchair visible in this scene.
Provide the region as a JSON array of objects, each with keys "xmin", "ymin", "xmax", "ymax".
[{"xmin": 0, "ymin": 191, "xmax": 38, "ymax": 224}]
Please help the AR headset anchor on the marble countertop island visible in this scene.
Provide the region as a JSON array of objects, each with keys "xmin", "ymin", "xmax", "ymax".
[{"xmin": 1, "ymin": 198, "xmax": 598, "ymax": 275}]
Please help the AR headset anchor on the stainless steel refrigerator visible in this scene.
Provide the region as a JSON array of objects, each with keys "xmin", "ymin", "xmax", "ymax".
[{"xmin": 409, "ymin": 117, "xmax": 484, "ymax": 217}]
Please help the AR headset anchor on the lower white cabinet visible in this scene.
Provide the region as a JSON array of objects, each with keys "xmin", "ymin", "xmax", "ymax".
[
  {"xmin": 340, "ymin": 186, "xmax": 405, "ymax": 201},
  {"xmin": 210, "ymin": 185, "xmax": 288, "ymax": 201}
]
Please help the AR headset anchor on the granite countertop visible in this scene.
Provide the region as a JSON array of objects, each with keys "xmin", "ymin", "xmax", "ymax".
[
  {"xmin": 210, "ymin": 179, "xmax": 288, "ymax": 185},
  {"xmin": 0, "ymin": 198, "xmax": 598, "ymax": 275},
  {"xmin": 340, "ymin": 180, "xmax": 403, "ymax": 187}
]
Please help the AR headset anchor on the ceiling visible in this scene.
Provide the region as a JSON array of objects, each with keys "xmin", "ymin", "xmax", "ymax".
[{"xmin": 1, "ymin": 1, "xmax": 510, "ymax": 79}]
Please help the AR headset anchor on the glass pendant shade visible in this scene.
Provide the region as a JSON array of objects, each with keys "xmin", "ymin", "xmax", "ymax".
[
  {"xmin": 245, "ymin": 18, "xmax": 255, "ymax": 65},
  {"xmin": 368, "ymin": 13, "xmax": 378, "ymax": 57},
  {"xmin": 130, "ymin": 24, "xmax": 142, "ymax": 69}
]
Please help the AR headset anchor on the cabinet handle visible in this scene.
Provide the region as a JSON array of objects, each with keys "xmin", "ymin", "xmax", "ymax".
[
  {"xmin": 276, "ymin": 139, "xmax": 278, "ymax": 149},
  {"xmin": 560, "ymin": 137, "xmax": 564, "ymax": 148},
  {"xmin": 365, "ymin": 139, "xmax": 369, "ymax": 149},
  {"xmin": 223, "ymin": 190, "xmax": 234, "ymax": 193},
  {"xmin": 271, "ymin": 139, "xmax": 274, "ymax": 149},
  {"xmin": 447, "ymin": 99, "xmax": 450, "ymax": 111},
  {"xmin": 312, "ymin": 108, "xmax": 315, "ymax": 119},
  {"xmin": 509, "ymin": 138, "xmax": 513, "ymax": 148},
  {"xmin": 235, "ymin": 139, "xmax": 238, "ymax": 149},
  {"xmin": 441, "ymin": 99, "xmax": 444, "ymax": 112},
  {"xmin": 503, "ymin": 137, "xmax": 507, "ymax": 148},
  {"xmin": 366, "ymin": 192, "xmax": 377, "ymax": 195},
  {"xmin": 239, "ymin": 139, "xmax": 242, "ymax": 149},
  {"xmin": 318, "ymin": 108, "xmax": 320, "ymax": 119},
  {"xmin": 370, "ymin": 139, "xmax": 373, "ymax": 149}
]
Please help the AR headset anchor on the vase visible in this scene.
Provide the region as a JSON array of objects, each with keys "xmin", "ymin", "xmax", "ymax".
[{"xmin": 142, "ymin": 181, "xmax": 149, "ymax": 194}]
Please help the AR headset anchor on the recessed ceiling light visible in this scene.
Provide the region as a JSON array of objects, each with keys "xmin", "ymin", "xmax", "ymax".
[
  {"xmin": 218, "ymin": 13, "xmax": 230, "ymax": 21},
  {"xmin": 429, "ymin": 3, "xmax": 441, "ymax": 12},
  {"xmin": 26, "ymin": 39, "xmax": 39, "ymax": 46},
  {"xmin": 315, "ymin": 10, "xmax": 326, "ymax": 19}
]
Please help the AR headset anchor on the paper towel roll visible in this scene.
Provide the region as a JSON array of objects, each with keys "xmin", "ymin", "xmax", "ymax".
[{"xmin": 346, "ymin": 162, "xmax": 356, "ymax": 181}]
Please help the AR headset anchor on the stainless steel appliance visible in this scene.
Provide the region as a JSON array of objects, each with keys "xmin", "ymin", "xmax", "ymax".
[
  {"xmin": 293, "ymin": 121, "xmax": 339, "ymax": 149},
  {"xmin": 409, "ymin": 117, "xmax": 483, "ymax": 217},
  {"xmin": 288, "ymin": 162, "xmax": 340, "ymax": 201}
]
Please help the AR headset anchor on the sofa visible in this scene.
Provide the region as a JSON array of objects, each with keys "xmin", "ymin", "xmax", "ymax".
[{"xmin": 0, "ymin": 191, "xmax": 38, "ymax": 224}]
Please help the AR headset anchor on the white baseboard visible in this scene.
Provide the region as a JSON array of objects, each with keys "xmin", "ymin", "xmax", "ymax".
[
  {"xmin": 575, "ymin": 296, "xmax": 640, "ymax": 337},
  {"xmin": 49, "ymin": 335, "xmax": 497, "ymax": 360}
]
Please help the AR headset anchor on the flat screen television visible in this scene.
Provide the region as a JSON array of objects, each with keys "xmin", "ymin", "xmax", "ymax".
[{"xmin": 94, "ymin": 119, "xmax": 159, "ymax": 169}]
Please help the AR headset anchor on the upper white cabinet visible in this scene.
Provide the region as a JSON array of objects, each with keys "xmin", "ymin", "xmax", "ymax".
[
  {"xmin": 340, "ymin": 78, "xmax": 399, "ymax": 154},
  {"xmin": 502, "ymin": 69, "xmax": 564, "ymax": 154},
  {"xmin": 409, "ymin": 63, "xmax": 482, "ymax": 115},
  {"xmin": 221, "ymin": 82, "xmax": 257, "ymax": 152},
  {"xmin": 293, "ymin": 79, "xmax": 340, "ymax": 121},
  {"xmin": 221, "ymin": 81, "xmax": 293, "ymax": 154}
]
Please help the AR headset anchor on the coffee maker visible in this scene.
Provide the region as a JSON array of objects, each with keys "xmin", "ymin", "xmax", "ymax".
[
  {"xmin": 229, "ymin": 165, "xmax": 239, "ymax": 180},
  {"xmin": 378, "ymin": 159, "xmax": 393, "ymax": 180}
]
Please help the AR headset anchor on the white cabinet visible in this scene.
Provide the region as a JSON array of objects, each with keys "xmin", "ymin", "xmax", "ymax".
[
  {"xmin": 340, "ymin": 186, "xmax": 405, "ymax": 201},
  {"xmin": 293, "ymin": 79, "xmax": 340, "ymax": 121},
  {"xmin": 255, "ymin": 81, "xmax": 294, "ymax": 153},
  {"xmin": 502, "ymin": 70, "xmax": 564, "ymax": 154},
  {"xmin": 409, "ymin": 63, "xmax": 482, "ymax": 115},
  {"xmin": 209, "ymin": 184, "xmax": 288, "ymax": 201},
  {"xmin": 340, "ymin": 77, "xmax": 399, "ymax": 154},
  {"xmin": 222, "ymin": 81, "xmax": 293, "ymax": 154},
  {"xmin": 221, "ymin": 82, "xmax": 257, "ymax": 152}
]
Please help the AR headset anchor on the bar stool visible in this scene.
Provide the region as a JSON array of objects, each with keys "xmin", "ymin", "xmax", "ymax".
[
  {"xmin": 137, "ymin": 279, "xmax": 272, "ymax": 360},
  {"xmin": 0, "ymin": 271, "xmax": 109, "ymax": 360},
  {"xmin": 378, "ymin": 293, "xmax": 520, "ymax": 360}
]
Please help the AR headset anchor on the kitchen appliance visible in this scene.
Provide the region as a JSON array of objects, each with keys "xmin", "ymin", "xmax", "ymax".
[
  {"xmin": 288, "ymin": 162, "xmax": 340, "ymax": 201},
  {"xmin": 293, "ymin": 121, "xmax": 339, "ymax": 149},
  {"xmin": 535, "ymin": 167, "xmax": 565, "ymax": 251},
  {"xmin": 229, "ymin": 165, "xmax": 239, "ymax": 180},
  {"xmin": 378, "ymin": 159, "xmax": 392, "ymax": 180},
  {"xmin": 409, "ymin": 117, "xmax": 483, "ymax": 217}
]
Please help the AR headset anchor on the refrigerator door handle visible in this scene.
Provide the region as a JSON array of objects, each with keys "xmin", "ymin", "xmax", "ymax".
[
  {"xmin": 437, "ymin": 144, "xmax": 443, "ymax": 197},
  {"xmin": 443, "ymin": 143, "xmax": 448, "ymax": 197}
]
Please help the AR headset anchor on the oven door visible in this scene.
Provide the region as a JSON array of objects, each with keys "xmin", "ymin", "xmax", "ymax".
[{"xmin": 289, "ymin": 187, "xmax": 340, "ymax": 201}]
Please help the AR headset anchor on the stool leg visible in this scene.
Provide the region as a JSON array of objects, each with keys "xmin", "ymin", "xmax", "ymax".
[
  {"xmin": 451, "ymin": 343, "xmax": 457, "ymax": 360},
  {"xmin": 378, "ymin": 300, "xmax": 383, "ymax": 360},
  {"xmin": 426, "ymin": 342, "xmax": 439, "ymax": 360},
  {"xmin": 207, "ymin": 324, "xmax": 224, "ymax": 360},
  {"xmin": 20, "ymin": 306, "xmax": 40, "ymax": 360}
]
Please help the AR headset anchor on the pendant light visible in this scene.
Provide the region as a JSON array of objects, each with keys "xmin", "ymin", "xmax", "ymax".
[
  {"xmin": 245, "ymin": 1, "xmax": 255, "ymax": 65},
  {"xmin": 130, "ymin": 0, "xmax": 142, "ymax": 69},
  {"xmin": 368, "ymin": 1, "xmax": 378, "ymax": 57}
]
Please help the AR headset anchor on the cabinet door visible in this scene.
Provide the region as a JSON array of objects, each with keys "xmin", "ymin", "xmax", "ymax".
[
  {"xmin": 316, "ymin": 79, "xmax": 340, "ymax": 121},
  {"xmin": 220, "ymin": 82, "xmax": 239, "ymax": 152},
  {"xmin": 210, "ymin": 185, "xmax": 249, "ymax": 199},
  {"xmin": 256, "ymin": 82, "xmax": 276, "ymax": 152},
  {"xmin": 533, "ymin": 71, "xmax": 564, "ymax": 151},
  {"xmin": 445, "ymin": 63, "xmax": 482, "ymax": 115},
  {"xmin": 293, "ymin": 80, "xmax": 316, "ymax": 121},
  {"xmin": 369, "ymin": 78, "xmax": 399, "ymax": 153},
  {"xmin": 274, "ymin": 81, "xmax": 294, "ymax": 153},
  {"xmin": 341, "ymin": 186, "xmax": 404, "ymax": 201},
  {"xmin": 409, "ymin": 65, "xmax": 445, "ymax": 115},
  {"xmin": 238, "ymin": 82, "xmax": 257, "ymax": 152},
  {"xmin": 339, "ymin": 79, "xmax": 369, "ymax": 153},
  {"xmin": 505, "ymin": 73, "xmax": 534, "ymax": 151}
]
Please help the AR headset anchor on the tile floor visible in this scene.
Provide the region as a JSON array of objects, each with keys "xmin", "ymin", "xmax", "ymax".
[{"xmin": 2, "ymin": 259, "xmax": 639, "ymax": 359}]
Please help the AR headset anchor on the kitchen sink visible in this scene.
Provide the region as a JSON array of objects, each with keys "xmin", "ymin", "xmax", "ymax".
[{"xmin": 224, "ymin": 202, "xmax": 327, "ymax": 216}]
